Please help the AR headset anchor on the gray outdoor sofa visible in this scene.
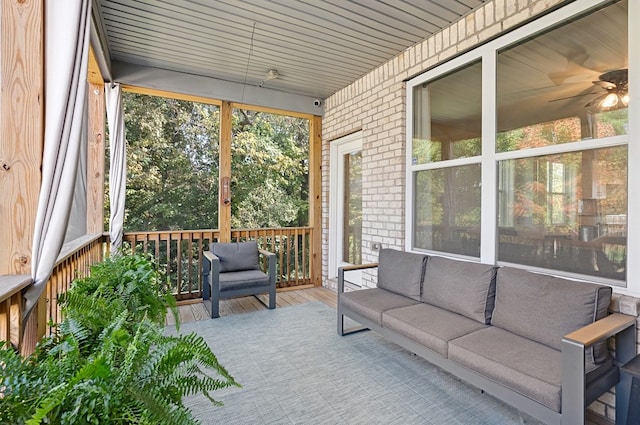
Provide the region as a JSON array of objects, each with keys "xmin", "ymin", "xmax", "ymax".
[{"xmin": 337, "ymin": 248, "xmax": 637, "ymax": 425}]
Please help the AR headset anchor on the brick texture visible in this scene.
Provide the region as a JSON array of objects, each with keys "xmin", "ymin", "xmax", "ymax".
[{"xmin": 322, "ymin": 0, "xmax": 638, "ymax": 422}]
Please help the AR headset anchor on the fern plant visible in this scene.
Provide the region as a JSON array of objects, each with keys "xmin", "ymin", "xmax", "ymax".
[{"xmin": 0, "ymin": 251, "xmax": 239, "ymax": 424}]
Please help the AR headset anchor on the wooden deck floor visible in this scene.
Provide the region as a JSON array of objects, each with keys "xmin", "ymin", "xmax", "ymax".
[{"xmin": 167, "ymin": 287, "xmax": 337, "ymax": 325}]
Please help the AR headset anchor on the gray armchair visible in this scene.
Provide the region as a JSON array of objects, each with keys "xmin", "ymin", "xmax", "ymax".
[{"xmin": 202, "ymin": 241, "xmax": 276, "ymax": 318}]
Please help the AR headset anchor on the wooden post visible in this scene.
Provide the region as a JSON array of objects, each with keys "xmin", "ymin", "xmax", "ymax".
[
  {"xmin": 86, "ymin": 49, "xmax": 105, "ymax": 234},
  {"xmin": 219, "ymin": 101, "xmax": 232, "ymax": 242},
  {"xmin": 0, "ymin": 0, "xmax": 44, "ymax": 275},
  {"xmin": 309, "ymin": 115, "xmax": 323, "ymax": 287},
  {"xmin": 1, "ymin": 0, "xmax": 45, "ymax": 354}
]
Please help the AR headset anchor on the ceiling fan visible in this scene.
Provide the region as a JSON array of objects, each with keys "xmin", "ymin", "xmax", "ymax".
[{"xmin": 584, "ymin": 69, "xmax": 629, "ymax": 110}]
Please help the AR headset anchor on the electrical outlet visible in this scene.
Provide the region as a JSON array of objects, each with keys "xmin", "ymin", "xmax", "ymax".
[{"xmin": 371, "ymin": 242, "xmax": 381, "ymax": 251}]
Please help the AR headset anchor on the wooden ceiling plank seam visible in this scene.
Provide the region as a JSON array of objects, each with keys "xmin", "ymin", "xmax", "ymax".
[
  {"xmin": 353, "ymin": 0, "xmax": 442, "ymax": 33},
  {"xmin": 105, "ymin": 31, "xmax": 373, "ymax": 80},
  {"xmin": 384, "ymin": 0, "xmax": 453, "ymax": 28},
  {"xmin": 100, "ymin": 10, "xmax": 389, "ymax": 67},
  {"xmin": 188, "ymin": 0, "xmax": 416, "ymax": 51},
  {"xmin": 262, "ymin": 0, "xmax": 418, "ymax": 47},
  {"xmin": 130, "ymin": 0, "xmax": 407, "ymax": 52},
  {"xmin": 102, "ymin": 1, "xmax": 399, "ymax": 61},
  {"xmin": 288, "ymin": 0, "xmax": 424, "ymax": 41}
]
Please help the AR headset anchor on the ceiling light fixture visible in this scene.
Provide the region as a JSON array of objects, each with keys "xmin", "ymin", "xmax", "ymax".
[
  {"xmin": 259, "ymin": 69, "xmax": 279, "ymax": 87},
  {"xmin": 585, "ymin": 69, "xmax": 629, "ymax": 111}
]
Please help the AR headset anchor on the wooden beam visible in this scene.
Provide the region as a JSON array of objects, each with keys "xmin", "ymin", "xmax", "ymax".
[
  {"xmin": 218, "ymin": 101, "xmax": 232, "ymax": 242},
  {"xmin": 122, "ymin": 85, "xmax": 222, "ymax": 107},
  {"xmin": 87, "ymin": 46, "xmax": 103, "ymax": 86},
  {"xmin": 86, "ymin": 82, "xmax": 105, "ymax": 233},
  {"xmin": 0, "ymin": 0, "xmax": 44, "ymax": 275},
  {"xmin": 309, "ymin": 115, "xmax": 323, "ymax": 287}
]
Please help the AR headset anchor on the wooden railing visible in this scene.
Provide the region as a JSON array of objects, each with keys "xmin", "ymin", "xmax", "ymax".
[
  {"xmin": 2, "ymin": 227, "xmax": 315, "ymax": 352},
  {"xmin": 1, "ymin": 234, "xmax": 107, "ymax": 354},
  {"xmin": 0, "ymin": 275, "xmax": 32, "ymax": 350},
  {"xmin": 123, "ymin": 227, "xmax": 314, "ymax": 301},
  {"xmin": 42, "ymin": 234, "xmax": 107, "ymax": 337}
]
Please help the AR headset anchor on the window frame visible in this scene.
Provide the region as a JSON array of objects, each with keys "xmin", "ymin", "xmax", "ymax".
[{"xmin": 406, "ymin": 0, "xmax": 637, "ymax": 292}]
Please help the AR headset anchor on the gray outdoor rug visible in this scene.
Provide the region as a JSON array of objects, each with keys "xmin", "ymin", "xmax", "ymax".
[{"xmin": 167, "ymin": 302, "xmax": 543, "ymax": 425}]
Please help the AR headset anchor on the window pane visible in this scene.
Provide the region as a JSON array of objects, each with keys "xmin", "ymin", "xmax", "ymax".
[
  {"xmin": 414, "ymin": 164, "xmax": 481, "ymax": 256},
  {"xmin": 497, "ymin": 0, "xmax": 628, "ymax": 152},
  {"xmin": 343, "ymin": 151, "xmax": 362, "ymax": 265},
  {"xmin": 412, "ymin": 60, "xmax": 482, "ymax": 164},
  {"xmin": 498, "ymin": 146, "xmax": 627, "ymax": 281}
]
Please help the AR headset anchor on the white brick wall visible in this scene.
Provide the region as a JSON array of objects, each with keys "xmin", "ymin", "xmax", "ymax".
[
  {"xmin": 322, "ymin": 0, "xmax": 565, "ymax": 289},
  {"xmin": 322, "ymin": 0, "xmax": 637, "ymax": 422}
]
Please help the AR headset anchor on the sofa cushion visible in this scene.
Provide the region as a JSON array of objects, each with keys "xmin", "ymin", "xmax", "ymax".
[
  {"xmin": 211, "ymin": 241, "xmax": 261, "ymax": 273},
  {"xmin": 340, "ymin": 288, "xmax": 420, "ymax": 326},
  {"xmin": 449, "ymin": 327, "xmax": 611, "ymax": 413},
  {"xmin": 491, "ymin": 267, "xmax": 612, "ymax": 363},
  {"xmin": 382, "ymin": 303, "xmax": 487, "ymax": 357},
  {"xmin": 449, "ymin": 327, "xmax": 562, "ymax": 411},
  {"xmin": 377, "ymin": 249, "xmax": 428, "ymax": 301},
  {"xmin": 421, "ymin": 256, "xmax": 497, "ymax": 324}
]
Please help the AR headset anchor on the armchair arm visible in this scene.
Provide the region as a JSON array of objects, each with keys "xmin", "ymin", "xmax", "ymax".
[
  {"xmin": 338, "ymin": 263, "xmax": 378, "ymax": 294},
  {"xmin": 561, "ymin": 313, "xmax": 636, "ymax": 425},
  {"xmin": 202, "ymin": 250, "xmax": 221, "ymax": 301},
  {"xmin": 258, "ymin": 248, "xmax": 276, "ymax": 309}
]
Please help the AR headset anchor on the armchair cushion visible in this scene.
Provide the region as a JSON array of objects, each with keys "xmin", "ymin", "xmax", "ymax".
[
  {"xmin": 219, "ymin": 270, "xmax": 270, "ymax": 291},
  {"xmin": 211, "ymin": 241, "xmax": 261, "ymax": 273}
]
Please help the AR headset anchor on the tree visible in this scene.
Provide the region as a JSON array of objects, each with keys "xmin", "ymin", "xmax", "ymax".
[
  {"xmin": 110, "ymin": 94, "xmax": 310, "ymax": 232},
  {"xmin": 120, "ymin": 94, "xmax": 220, "ymax": 231}
]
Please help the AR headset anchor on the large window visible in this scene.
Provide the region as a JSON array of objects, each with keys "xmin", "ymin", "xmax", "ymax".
[
  {"xmin": 408, "ymin": 0, "xmax": 629, "ymax": 284},
  {"xmin": 411, "ymin": 60, "xmax": 482, "ymax": 257}
]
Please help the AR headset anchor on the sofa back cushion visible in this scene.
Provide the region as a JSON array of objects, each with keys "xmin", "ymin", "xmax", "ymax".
[
  {"xmin": 491, "ymin": 266, "xmax": 612, "ymax": 363},
  {"xmin": 211, "ymin": 241, "xmax": 261, "ymax": 273},
  {"xmin": 377, "ymin": 249, "xmax": 427, "ymax": 301},
  {"xmin": 421, "ymin": 256, "xmax": 497, "ymax": 324}
]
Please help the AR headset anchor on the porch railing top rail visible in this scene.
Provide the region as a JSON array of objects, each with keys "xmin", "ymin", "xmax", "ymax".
[
  {"xmin": 56, "ymin": 233, "xmax": 105, "ymax": 265},
  {"xmin": 0, "ymin": 275, "xmax": 32, "ymax": 303},
  {"xmin": 123, "ymin": 226, "xmax": 312, "ymax": 236}
]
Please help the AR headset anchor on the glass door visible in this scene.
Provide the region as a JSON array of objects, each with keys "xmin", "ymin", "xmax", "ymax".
[{"xmin": 329, "ymin": 133, "xmax": 363, "ymax": 286}]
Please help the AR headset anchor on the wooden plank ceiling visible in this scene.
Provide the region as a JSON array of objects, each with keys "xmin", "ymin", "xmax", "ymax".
[{"xmin": 95, "ymin": 0, "xmax": 485, "ymax": 99}]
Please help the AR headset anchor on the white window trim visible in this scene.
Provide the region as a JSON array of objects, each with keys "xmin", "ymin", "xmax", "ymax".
[
  {"xmin": 406, "ymin": 0, "xmax": 639, "ymax": 296},
  {"xmin": 328, "ymin": 131, "xmax": 362, "ymax": 281}
]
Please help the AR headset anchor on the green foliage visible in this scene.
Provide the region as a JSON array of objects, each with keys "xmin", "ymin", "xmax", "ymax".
[
  {"xmin": 116, "ymin": 93, "xmax": 310, "ymax": 232},
  {"xmin": 119, "ymin": 94, "xmax": 221, "ymax": 231},
  {"xmin": 0, "ymin": 253, "xmax": 239, "ymax": 425}
]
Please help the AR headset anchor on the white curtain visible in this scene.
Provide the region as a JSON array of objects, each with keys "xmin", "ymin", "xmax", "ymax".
[
  {"xmin": 64, "ymin": 96, "xmax": 89, "ymax": 243},
  {"xmin": 106, "ymin": 83, "xmax": 127, "ymax": 252},
  {"xmin": 25, "ymin": 0, "xmax": 92, "ymax": 316}
]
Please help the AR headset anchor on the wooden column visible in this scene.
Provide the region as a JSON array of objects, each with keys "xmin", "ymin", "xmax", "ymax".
[
  {"xmin": 218, "ymin": 101, "xmax": 232, "ymax": 242},
  {"xmin": 0, "ymin": 0, "xmax": 44, "ymax": 275},
  {"xmin": 309, "ymin": 115, "xmax": 323, "ymax": 287},
  {"xmin": 86, "ymin": 48, "xmax": 105, "ymax": 234}
]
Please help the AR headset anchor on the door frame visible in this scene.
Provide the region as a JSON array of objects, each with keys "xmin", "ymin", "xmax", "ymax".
[{"xmin": 328, "ymin": 131, "xmax": 363, "ymax": 282}]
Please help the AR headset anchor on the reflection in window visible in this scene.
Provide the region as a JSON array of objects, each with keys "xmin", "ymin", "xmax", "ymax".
[
  {"xmin": 497, "ymin": 146, "xmax": 627, "ymax": 280},
  {"xmin": 496, "ymin": 0, "xmax": 628, "ymax": 152},
  {"xmin": 415, "ymin": 164, "xmax": 481, "ymax": 257},
  {"xmin": 343, "ymin": 151, "xmax": 362, "ymax": 265},
  {"xmin": 412, "ymin": 60, "xmax": 482, "ymax": 164}
]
